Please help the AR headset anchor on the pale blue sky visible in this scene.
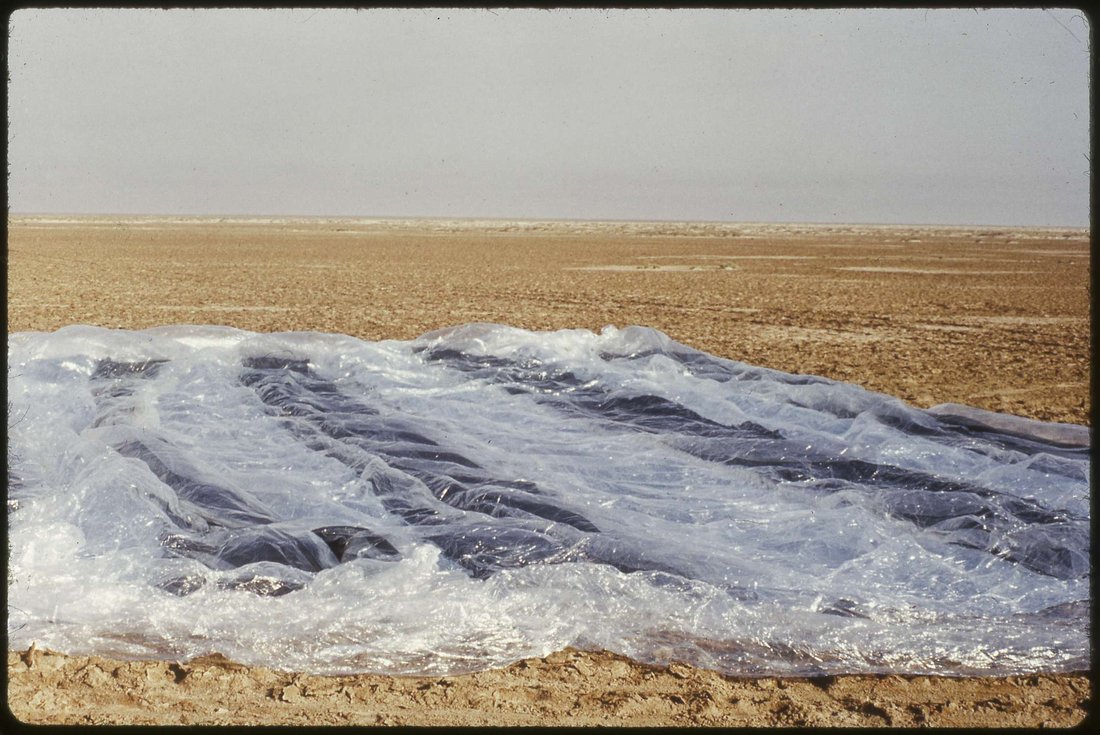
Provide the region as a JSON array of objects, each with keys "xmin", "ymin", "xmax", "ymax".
[{"xmin": 6, "ymin": 8, "xmax": 1092, "ymax": 226}]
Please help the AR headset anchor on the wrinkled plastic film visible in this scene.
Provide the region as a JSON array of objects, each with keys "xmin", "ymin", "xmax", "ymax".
[{"xmin": 6, "ymin": 324, "xmax": 1089, "ymax": 676}]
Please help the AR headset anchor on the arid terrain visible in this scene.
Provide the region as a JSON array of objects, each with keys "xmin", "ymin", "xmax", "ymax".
[
  {"xmin": 7, "ymin": 216, "xmax": 1089, "ymax": 424},
  {"xmin": 6, "ymin": 647, "xmax": 1090, "ymax": 727},
  {"xmin": 5, "ymin": 215, "xmax": 1091, "ymax": 726}
]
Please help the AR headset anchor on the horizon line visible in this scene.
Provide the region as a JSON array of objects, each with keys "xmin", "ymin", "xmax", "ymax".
[{"xmin": 6, "ymin": 212, "xmax": 1091, "ymax": 231}]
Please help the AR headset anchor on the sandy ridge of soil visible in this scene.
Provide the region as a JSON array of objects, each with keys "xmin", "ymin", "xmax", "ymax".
[{"xmin": 6, "ymin": 647, "xmax": 1091, "ymax": 727}]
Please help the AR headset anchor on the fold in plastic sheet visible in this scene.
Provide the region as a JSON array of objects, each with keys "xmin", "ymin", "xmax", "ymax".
[{"xmin": 6, "ymin": 324, "xmax": 1090, "ymax": 676}]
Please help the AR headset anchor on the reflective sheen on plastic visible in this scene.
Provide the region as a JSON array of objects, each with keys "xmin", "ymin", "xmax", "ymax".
[{"xmin": 6, "ymin": 324, "xmax": 1089, "ymax": 676}]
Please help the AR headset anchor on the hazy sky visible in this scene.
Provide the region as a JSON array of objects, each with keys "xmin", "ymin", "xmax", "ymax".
[{"xmin": 6, "ymin": 8, "xmax": 1092, "ymax": 226}]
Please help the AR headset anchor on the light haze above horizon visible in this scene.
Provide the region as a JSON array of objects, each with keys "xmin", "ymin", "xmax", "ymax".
[{"xmin": 6, "ymin": 8, "xmax": 1092, "ymax": 227}]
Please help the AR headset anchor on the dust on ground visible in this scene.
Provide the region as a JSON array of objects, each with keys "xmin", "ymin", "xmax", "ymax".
[{"xmin": 7, "ymin": 647, "xmax": 1090, "ymax": 727}]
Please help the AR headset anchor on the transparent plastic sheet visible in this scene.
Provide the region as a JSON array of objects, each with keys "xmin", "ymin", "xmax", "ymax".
[{"xmin": 6, "ymin": 324, "xmax": 1090, "ymax": 676}]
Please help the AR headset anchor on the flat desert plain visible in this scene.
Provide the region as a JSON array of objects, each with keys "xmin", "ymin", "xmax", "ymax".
[{"xmin": 5, "ymin": 215, "xmax": 1091, "ymax": 726}]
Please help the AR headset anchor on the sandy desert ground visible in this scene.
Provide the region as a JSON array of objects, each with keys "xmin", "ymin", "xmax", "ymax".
[{"xmin": 5, "ymin": 215, "xmax": 1092, "ymax": 726}]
